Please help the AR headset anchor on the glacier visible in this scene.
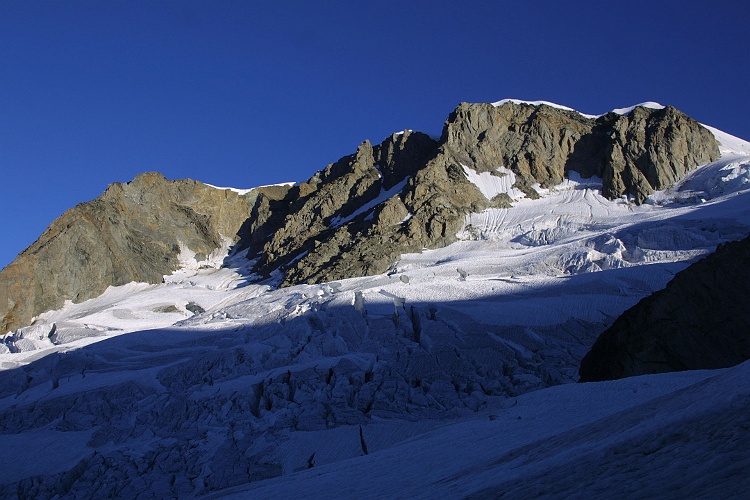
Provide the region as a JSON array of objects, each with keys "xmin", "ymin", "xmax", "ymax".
[{"xmin": 0, "ymin": 116, "xmax": 749, "ymax": 497}]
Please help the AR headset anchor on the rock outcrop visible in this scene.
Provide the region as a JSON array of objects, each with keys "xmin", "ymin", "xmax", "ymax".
[
  {"xmin": 442, "ymin": 102, "xmax": 720, "ymax": 202},
  {"xmin": 0, "ymin": 173, "xmax": 269, "ymax": 333},
  {"xmin": 579, "ymin": 234, "xmax": 750, "ymax": 381},
  {"xmin": 442, "ymin": 102, "xmax": 595, "ymax": 196},
  {"xmin": 598, "ymin": 106, "xmax": 721, "ymax": 201}
]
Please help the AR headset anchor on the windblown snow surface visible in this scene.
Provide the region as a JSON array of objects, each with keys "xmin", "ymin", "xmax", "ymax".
[{"xmin": 1, "ymin": 122, "xmax": 750, "ymax": 497}]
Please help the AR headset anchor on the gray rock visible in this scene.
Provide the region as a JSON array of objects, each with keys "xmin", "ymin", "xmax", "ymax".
[
  {"xmin": 239, "ymin": 102, "xmax": 717, "ymax": 288},
  {"xmin": 442, "ymin": 102, "xmax": 593, "ymax": 194},
  {"xmin": 579, "ymin": 234, "xmax": 750, "ymax": 381},
  {"xmin": 239, "ymin": 130, "xmax": 471, "ymax": 286}
]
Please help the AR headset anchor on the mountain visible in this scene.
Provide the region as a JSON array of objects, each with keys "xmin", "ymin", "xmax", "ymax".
[
  {"xmin": 0, "ymin": 100, "xmax": 749, "ymax": 497},
  {"xmin": 0, "ymin": 101, "xmax": 719, "ymax": 334},
  {"xmin": 235, "ymin": 100, "xmax": 720, "ymax": 289}
]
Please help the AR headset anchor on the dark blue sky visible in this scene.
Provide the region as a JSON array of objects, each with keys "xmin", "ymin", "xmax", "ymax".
[{"xmin": 2, "ymin": 1, "xmax": 749, "ymax": 270}]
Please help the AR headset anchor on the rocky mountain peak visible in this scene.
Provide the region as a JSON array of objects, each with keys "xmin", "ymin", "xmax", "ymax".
[
  {"xmin": 238, "ymin": 129, "xmax": 445, "ymax": 285},
  {"xmin": 440, "ymin": 101, "xmax": 720, "ymax": 202},
  {"xmin": 599, "ymin": 105, "xmax": 720, "ymax": 199}
]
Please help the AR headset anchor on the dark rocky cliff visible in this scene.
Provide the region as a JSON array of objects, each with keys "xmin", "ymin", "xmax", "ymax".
[
  {"xmin": 579, "ymin": 234, "xmax": 750, "ymax": 381},
  {"xmin": 236, "ymin": 130, "xmax": 500, "ymax": 287}
]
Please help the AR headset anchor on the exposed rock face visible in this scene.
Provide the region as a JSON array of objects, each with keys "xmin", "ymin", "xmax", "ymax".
[
  {"xmin": 238, "ymin": 130, "xmax": 503, "ymax": 287},
  {"xmin": 599, "ymin": 106, "xmax": 720, "ymax": 201},
  {"xmin": 442, "ymin": 102, "xmax": 594, "ymax": 196},
  {"xmin": 0, "ymin": 173, "xmax": 266, "ymax": 333},
  {"xmin": 442, "ymin": 102, "xmax": 720, "ymax": 202},
  {"xmin": 579, "ymin": 235, "xmax": 750, "ymax": 381}
]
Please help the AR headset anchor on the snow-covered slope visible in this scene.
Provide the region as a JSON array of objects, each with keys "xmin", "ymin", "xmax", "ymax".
[
  {"xmin": 0, "ymin": 111, "xmax": 749, "ymax": 497},
  {"xmin": 221, "ymin": 361, "xmax": 750, "ymax": 499}
]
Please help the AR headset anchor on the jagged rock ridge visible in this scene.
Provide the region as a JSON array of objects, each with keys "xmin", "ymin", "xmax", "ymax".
[
  {"xmin": 0, "ymin": 101, "xmax": 720, "ymax": 334},
  {"xmin": 238, "ymin": 102, "xmax": 718, "ymax": 287},
  {"xmin": 238, "ymin": 130, "xmax": 500, "ymax": 287},
  {"xmin": 579, "ymin": 234, "xmax": 750, "ymax": 381}
]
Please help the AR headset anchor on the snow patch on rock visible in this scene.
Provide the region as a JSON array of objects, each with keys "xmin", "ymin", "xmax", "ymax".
[{"xmin": 461, "ymin": 164, "xmax": 526, "ymax": 201}]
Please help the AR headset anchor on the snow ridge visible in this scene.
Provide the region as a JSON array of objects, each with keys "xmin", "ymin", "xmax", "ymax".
[
  {"xmin": 491, "ymin": 98, "xmax": 598, "ymax": 119},
  {"xmin": 206, "ymin": 181, "xmax": 296, "ymax": 195},
  {"xmin": 491, "ymin": 98, "xmax": 668, "ymax": 119},
  {"xmin": 610, "ymin": 101, "xmax": 665, "ymax": 115}
]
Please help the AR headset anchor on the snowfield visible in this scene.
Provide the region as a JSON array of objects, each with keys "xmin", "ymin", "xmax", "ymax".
[
  {"xmin": 221, "ymin": 361, "xmax": 750, "ymax": 499},
  {"xmin": 0, "ymin": 119, "xmax": 749, "ymax": 497}
]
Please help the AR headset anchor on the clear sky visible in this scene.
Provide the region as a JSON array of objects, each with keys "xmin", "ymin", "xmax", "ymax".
[{"xmin": 1, "ymin": 0, "xmax": 749, "ymax": 270}]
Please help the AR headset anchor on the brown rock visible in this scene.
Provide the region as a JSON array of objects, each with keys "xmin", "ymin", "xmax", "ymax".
[
  {"xmin": 442, "ymin": 101, "xmax": 719, "ymax": 202},
  {"xmin": 600, "ymin": 106, "xmax": 720, "ymax": 202}
]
